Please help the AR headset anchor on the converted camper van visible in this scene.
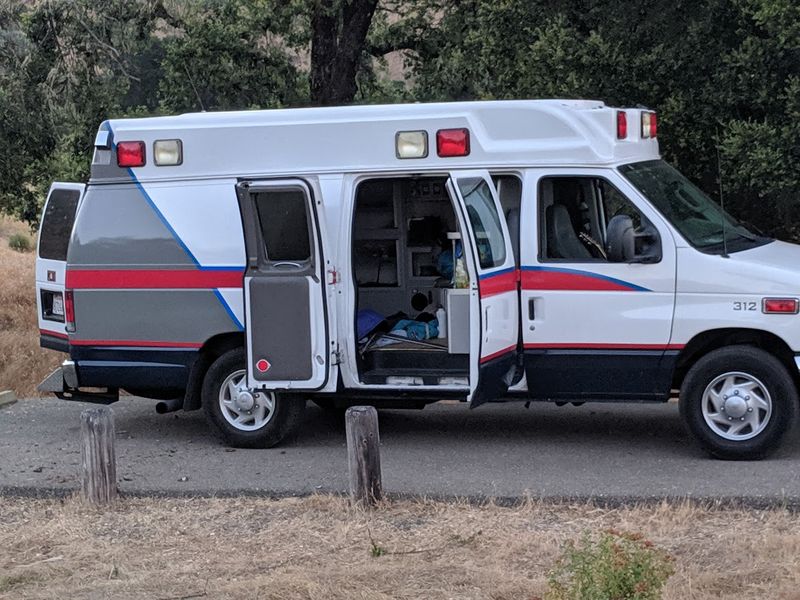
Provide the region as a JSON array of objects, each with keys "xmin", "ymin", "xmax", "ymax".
[{"xmin": 36, "ymin": 100, "xmax": 800, "ymax": 460}]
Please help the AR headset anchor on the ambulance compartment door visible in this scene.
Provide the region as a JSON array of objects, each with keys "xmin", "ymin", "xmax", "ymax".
[
  {"xmin": 238, "ymin": 180, "xmax": 329, "ymax": 390},
  {"xmin": 447, "ymin": 171, "xmax": 519, "ymax": 407}
]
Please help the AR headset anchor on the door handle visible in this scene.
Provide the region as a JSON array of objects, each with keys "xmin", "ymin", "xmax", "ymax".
[
  {"xmin": 273, "ymin": 261, "xmax": 302, "ymax": 269},
  {"xmin": 528, "ymin": 298, "xmax": 535, "ymax": 320}
]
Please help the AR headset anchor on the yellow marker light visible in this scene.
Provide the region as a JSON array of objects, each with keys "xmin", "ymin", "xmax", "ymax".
[
  {"xmin": 153, "ymin": 139, "xmax": 183, "ymax": 166},
  {"xmin": 395, "ymin": 131, "xmax": 428, "ymax": 159}
]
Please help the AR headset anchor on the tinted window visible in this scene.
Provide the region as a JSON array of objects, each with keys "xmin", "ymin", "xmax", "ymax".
[
  {"xmin": 254, "ymin": 188, "xmax": 312, "ymax": 262},
  {"xmin": 457, "ymin": 178, "xmax": 506, "ymax": 269},
  {"xmin": 38, "ymin": 189, "xmax": 80, "ymax": 261}
]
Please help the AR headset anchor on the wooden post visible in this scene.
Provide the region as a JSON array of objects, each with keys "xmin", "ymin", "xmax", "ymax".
[
  {"xmin": 345, "ymin": 406, "xmax": 382, "ymax": 507},
  {"xmin": 80, "ymin": 407, "xmax": 117, "ymax": 505}
]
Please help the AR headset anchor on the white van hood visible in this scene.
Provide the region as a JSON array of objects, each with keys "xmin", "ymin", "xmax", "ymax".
[{"xmin": 678, "ymin": 240, "xmax": 800, "ymax": 295}]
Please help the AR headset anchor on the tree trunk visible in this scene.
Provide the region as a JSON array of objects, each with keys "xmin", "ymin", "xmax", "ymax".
[{"xmin": 310, "ymin": 0, "xmax": 380, "ymax": 105}]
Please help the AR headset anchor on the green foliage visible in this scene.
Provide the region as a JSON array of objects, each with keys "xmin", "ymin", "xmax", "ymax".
[
  {"xmin": 0, "ymin": 0, "xmax": 798, "ymax": 240},
  {"xmin": 545, "ymin": 530, "xmax": 674, "ymax": 600},
  {"xmin": 8, "ymin": 233, "xmax": 32, "ymax": 252}
]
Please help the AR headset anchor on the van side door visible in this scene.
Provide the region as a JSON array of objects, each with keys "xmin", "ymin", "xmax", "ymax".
[
  {"xmin": 520, "ymin": 168, "xmax": 677, "ymax": 400},
  {"xmin": 237, "ymin": 179, "xmax": 330, "ymax": 390},
  {"xmin": 447, "ymin": 171, "xmax": 519, "ymax": 407},
  {"xmin": 36, "ymin": 182, "xmax": 85, "ymax": 350}
]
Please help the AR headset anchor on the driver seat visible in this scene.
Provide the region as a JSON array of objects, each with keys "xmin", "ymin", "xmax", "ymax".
[{"xmin": 546, "ymin": 204, "xmax": 591, "ymax": 259}]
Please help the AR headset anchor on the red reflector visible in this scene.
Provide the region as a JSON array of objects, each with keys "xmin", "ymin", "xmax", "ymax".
[
  {"xmin": 436, "ymin": 128, "xmax": 470, "ymax": 157},
  {"xmin": 617, "ymin": 111, "xmax": 627, "ymax": 139},
  {"xmin": 763, "ymin": 298, "xmax": 799, "ymax": 314},
  {"xmin": 117, "ymin": 141, "xmax": 146, "ymax": 167},
  {"xmin": 64, "ymin": 290, "xmax": 75, "ymax": 327},
  {"xmin": 649, "ymin": 112, "xmax": 658, "ymax": 138}
]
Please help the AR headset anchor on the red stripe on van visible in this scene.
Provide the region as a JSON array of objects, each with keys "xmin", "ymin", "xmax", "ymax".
[
  {"xmin": 40, "ymin": 329, "xmax": 68, "ymax": 339},
  {"xmin": 523, "ymin": 343, "xmax": 685, "ymax": 350},
  {"xmin": 69, "ymin": 339, "xmax": 203, "ymax": 348},
  {"xmin": 520, "ymin": 269, "xmax": 646, "ymax": 292},
  {"xmin": 479, "ymin": 269, "xmax": 518, "ymax": 298},
  {"xmin": 66, "ymin": 269, "xmax": 244, "ymax": 289},
  {"xmin": 480, "ymin": 344, "xmax": 516, "ymax": 364}
]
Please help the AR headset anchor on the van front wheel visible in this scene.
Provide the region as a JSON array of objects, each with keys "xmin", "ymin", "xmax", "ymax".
[
  {"xmin": 202, "ymin": 348, "xmax": 305, "ymax": 448},
  {"xmin": 679, "ymin": 346, "xmax": 797, "ymax": 460}
]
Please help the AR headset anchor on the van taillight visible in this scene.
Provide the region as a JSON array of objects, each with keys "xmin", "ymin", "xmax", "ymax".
[{"xmin": 64, "ymin": 290, "xmax": 75, "ymax": 331}]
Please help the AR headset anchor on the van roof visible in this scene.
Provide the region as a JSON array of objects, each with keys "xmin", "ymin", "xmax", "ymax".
[{"xmin": 95, "ymin": 99, "xmax": 660, "ymax": 183}]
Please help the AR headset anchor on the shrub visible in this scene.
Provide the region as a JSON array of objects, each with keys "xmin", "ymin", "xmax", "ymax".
[
  {"xmin": 545, "ymin": 529, "xmax": 674, "ymax": 600},
  {"xmin": 8, "ymin": 233, "xmax": 32, "ymax": 252}
]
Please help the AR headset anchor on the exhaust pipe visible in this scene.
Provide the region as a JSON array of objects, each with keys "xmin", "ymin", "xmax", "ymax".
[{"xmin": 155, "ymin": 397, "xmax": 183, "ymax": 414}]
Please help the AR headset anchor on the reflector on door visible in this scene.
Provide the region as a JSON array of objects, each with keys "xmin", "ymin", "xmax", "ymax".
[{"xmin": 256, "ymin": 359, "xmax": 271, "ymax": 373}]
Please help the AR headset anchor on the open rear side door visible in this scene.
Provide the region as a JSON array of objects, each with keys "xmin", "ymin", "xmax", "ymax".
[
  {"xmin": 237, "ymin": 179, "xmax": 329, "ymax": 390},
  {"xmin": 36, "ymin": 182, "xmax": 85, "ymax": 350},
  {"xmin": 447, "ymin": 171, "xmax": 519, "ymax": 407}
]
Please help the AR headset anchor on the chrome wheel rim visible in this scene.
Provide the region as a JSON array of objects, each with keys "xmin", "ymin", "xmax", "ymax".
[
  {"xmin": 219, "ymin": 369, "xmax": 275, "ymax": 431},
  {"xmin": 701, "ymin": 371, "xmax": 772, "ymax": 441}
]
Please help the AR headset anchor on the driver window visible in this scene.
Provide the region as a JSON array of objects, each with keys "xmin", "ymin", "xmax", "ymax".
[{"xmin": 539, "ymin": 176, "xmax": 647, "ymax": 262}]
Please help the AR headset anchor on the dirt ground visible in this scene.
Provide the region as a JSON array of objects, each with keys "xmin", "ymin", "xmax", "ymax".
[
  {"xmin": 0, "ymin": 216, "xmax": 61, "ymax": 397},
  {"xmin": 0, "ymin": 494, "xmax": 799, "ymax": 600}
]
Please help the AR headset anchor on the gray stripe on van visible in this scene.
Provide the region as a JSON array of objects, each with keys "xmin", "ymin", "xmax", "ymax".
[
  {"xmin": 72, "ymin": 289, "xmax": 237, "ymax": 344},
  {"xmin": 69, "ymin": 185, "xmax": 193, "ymax": 267}
]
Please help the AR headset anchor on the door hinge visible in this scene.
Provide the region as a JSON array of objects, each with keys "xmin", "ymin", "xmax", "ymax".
[{"xmin": 332, "ymin": 345, "xmax": 343, "ymax": 365}]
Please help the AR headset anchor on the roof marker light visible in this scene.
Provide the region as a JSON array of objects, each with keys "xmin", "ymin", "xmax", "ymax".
[
  {"xmin": 154, "ymin": 139, "xmax": 183, "ymax": 166},
  {"xmin": 763, "ymin": 298, "xmax": 799, "ymax": 314},
  {"xmin": 436, "ymin": 128, "xmax": 470, "ymax": 157},
  {"xmin": 117, "ymin": 141, "xmax": 146, "ymax": 167},
  {"xmin": 396, "ymin": 130, "xmax": 428, "ymax": 159},
  {"xmin": 617, "ymin": 111, "xmax": 628, "ymax": 139},
  {"xmin": 641, "ymin": 112, "xmax": 658, "ymax": 139}
]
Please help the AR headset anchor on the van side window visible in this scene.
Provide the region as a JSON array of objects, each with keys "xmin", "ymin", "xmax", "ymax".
[
  {"xmin": 457, "ymin": 177, "xmax": 506, "ymax": 269},
  {"xmin": 39, "ymin": 189, "xmax": 81, "ymax": 261},
  {"xmin": 539, "ymin": 176, "xmax": 646, "ymax": 262},
  {"xmin": 254, "ymin": 188, "xmax": 312, "ymax": 262}
]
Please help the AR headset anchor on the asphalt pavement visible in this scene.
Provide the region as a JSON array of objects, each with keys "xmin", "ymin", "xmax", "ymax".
[{"xmin": 2, "ymin": 397, "xmax": 800, "ymax": 505}]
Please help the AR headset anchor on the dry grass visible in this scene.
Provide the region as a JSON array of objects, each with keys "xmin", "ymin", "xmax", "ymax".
[
  {"xmin": 0, "ymin": 216, "xmax": 60, "ymax": 397},
  {"xmin": 0, "ymin": 494, "xmax": 799, "ymax": 600}
]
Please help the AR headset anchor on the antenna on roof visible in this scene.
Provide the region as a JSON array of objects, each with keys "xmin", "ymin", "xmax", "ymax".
[
  {"xmin": 716, "ymin": 141, "xmax": 729, "ymax": 259},
  {"xmin": 183, "ymin": 62, "xmax": 206, "ymax": 112}
]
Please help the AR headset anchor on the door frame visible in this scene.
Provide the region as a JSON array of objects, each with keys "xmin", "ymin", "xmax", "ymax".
[{"xmin": 237, "ymin": 178, "xmax": 332, "ymax": 391}]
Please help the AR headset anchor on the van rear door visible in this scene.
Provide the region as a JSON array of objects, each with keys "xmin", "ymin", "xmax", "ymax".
[
  {"xmin": 237, "ymin": 179, "xmax": 330, "ymax": 391},
  {"xmin": 447, "ymin": 171, "xmax": 519, "ymax": 407},
  {"xmin": 36, "ymin": 183, "xmax": 85, "ymax": 351}
]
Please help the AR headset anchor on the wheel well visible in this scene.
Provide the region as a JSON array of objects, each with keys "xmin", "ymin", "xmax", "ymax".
[
  {"xmin": 673, "ymin": 329, "xmax": 797, "ymax": 390},
  {"xmin": 183, "ymin": 332, "xmax": 245, "ymax": 411}
]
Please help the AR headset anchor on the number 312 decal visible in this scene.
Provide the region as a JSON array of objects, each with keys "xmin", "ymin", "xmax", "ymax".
[{"xmin": 733, "ymin": 301, "xmax": 757, "ymax": 311}]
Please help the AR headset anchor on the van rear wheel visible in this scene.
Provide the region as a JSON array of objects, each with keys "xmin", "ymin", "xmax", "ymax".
[
  {"xmin": 679, "ymin": 346, "xmax": 797, "ymax": 460},
  {"xmin": 202, "ymin": 347, "xmax": 305, "ymax": 448}
]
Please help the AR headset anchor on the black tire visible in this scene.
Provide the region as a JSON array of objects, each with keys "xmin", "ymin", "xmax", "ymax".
[
  {"xmin": 679, "ymin": 345, "xmax": 798, "ymax": 460},
  {"xmin": 202, "ymin": 347, "xmax": 305, "ymax": 448}
]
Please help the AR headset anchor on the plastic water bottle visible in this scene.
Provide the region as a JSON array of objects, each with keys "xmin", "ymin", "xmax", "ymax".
[{"xmin": 436, "ymin": 306, "xmax": 447, "ymax": 339}]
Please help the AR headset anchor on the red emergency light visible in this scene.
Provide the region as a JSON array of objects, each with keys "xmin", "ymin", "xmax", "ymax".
[
  {"xmin": 436, "ymin": 128, "xmax": 470, "ymax": 157},
  {"xmin": 763, "ymin": 298, "xmax": 799, "ymax": 314},
  {"xmin": 117, "ymin": 141, "xmax": 146, "ymax": 167},
  {"xmin": 616, "ymin": 111, "xmax": 628, "ymax": 139}
]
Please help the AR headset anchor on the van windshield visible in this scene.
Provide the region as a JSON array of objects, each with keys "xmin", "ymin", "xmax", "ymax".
[{"xmin": 619, "ymin": 160, "xmax": 772, "ymax": 254}]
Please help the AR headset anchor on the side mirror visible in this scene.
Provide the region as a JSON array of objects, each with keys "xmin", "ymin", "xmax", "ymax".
[
  {"xmin": 606, "ymin": 215, "xmax": 663, "ymax": 263},
  {"xmin": 606, "ymin": 215, "xmax": 635, "ymax": 262}
]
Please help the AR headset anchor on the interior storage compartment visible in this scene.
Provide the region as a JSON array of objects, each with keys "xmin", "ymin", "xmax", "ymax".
[{"xmin": 352, "ymin": 176, "xmax": 470, "ymax": 384}]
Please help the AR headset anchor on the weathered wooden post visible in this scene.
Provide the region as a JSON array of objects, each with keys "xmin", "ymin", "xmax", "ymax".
[
  {"xmin": 80, "ymin": 407, "xmax": 117, "ymax": 505},
  {"xmin": 345, "ymin": 406, "xmax": 382, "ymax": 507}
]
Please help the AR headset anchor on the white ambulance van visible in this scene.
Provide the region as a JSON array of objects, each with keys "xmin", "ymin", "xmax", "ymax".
[{"xmin": 36, "ymin": 100, "xmax": 800, "ymax": 459}]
